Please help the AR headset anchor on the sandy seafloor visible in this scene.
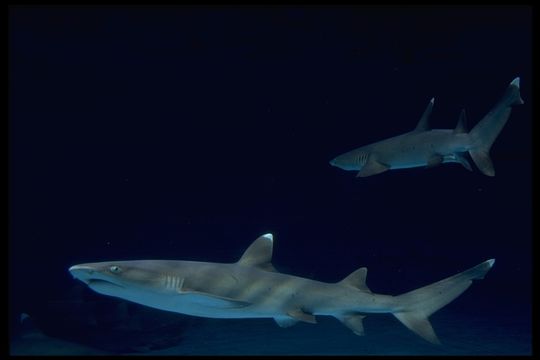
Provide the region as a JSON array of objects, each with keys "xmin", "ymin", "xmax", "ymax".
[{"xmin": 10, "ymin": 309, "xmax": 531, "ymax": 355}]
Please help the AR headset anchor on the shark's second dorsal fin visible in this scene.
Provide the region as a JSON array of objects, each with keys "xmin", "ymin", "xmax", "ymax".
[
  {"xmin": 339, "ymin": 267, "xmax": 371, "ymax": 293},
  {"xmin": 453, "ymin": 109, "xmax": 468, "ymax": 134},
  {"xmin": 237, "ymin": 233, "xmax": 277, "ymax": 272},
  {"xmin": 414, "ymin": 97, "xmax": 435, "ymax": 132}
]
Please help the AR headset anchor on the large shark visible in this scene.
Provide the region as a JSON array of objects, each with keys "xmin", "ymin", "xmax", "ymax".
[
  {"xmin": 69, "ymin": 234, "xmax": 494, "ymax": 344},
  {"xmin": 329, "ymin": 77, "xmax": 524, "ymax": 177}
]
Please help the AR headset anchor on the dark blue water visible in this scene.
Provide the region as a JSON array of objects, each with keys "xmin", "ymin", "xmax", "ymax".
[{"xmin": 9, "ymin": 6, "xmax": 532, "ymax": 355}]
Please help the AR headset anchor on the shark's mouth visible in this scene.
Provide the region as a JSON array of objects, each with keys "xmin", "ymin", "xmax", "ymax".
[{"xmin": 87, "ymin": 279, "xmax": 124, "ymax": 289}]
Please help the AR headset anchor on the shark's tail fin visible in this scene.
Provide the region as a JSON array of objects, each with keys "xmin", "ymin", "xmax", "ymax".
[
  {"xmin": 392, "ymin": 259, "xmax": 495, "ymax": 344},
  {"xmin": 468, "ymin": 77, "xmax": 524, "ymax": 176}
]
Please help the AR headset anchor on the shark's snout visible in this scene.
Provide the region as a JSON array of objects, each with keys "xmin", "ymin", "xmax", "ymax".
[
  {"xmin": 329, "ymin": 156, "xmax": 354, "ymax": 170},
  {"xmin": 329, "ymin": 157, "xmax": 339, "ymax": 167},
  {"xmin": 69, "ymin": 264, "xmax": 96, "ymax": 283}
]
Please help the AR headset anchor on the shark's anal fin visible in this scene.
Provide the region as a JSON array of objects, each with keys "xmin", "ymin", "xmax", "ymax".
[
  {"xmin": 442, "ymin": 153, "xmax": 472, "ymax": 171},
  {"xmin": 339, "ymin": 314, "xmax": 367, "ymax": 336},
  {"xmin": 177, "ymin": 290, "xmax": 252, "ymax": 309},
  {"xmin": 454, "ymin": 153, "xmax": 473, "ymax": 171},
  {"xmin": 356, "ymin": 158, "xmax": 390, "ymax": 177},
  {"xmin": 287, "ymin": 309, "xmax": 317, "ymax": 324},
  {"xmin": 426, "ymin": 154, "xmax": 443, "ymax": 168}
]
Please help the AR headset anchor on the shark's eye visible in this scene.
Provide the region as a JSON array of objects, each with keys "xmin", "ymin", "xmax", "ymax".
[{"xmin": 109, "ymin": 265, "xmax": 122, "ymax": 273}]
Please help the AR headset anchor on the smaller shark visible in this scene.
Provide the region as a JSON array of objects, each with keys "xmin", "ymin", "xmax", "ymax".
[
  {"xmin": 329, "ymin": 78, "xmax": 524, "ymax": 177},
  {"xmin": 69, "ymin": 234, "xmax": 494, "ymax": 344}
]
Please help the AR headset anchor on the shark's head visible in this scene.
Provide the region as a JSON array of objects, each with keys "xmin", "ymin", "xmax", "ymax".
[
  {"xmin": 69, "ymin": 261, "xmax": 169, "ymax": 299},
  {"xmin": 329, "ymin": 149, "xmax": 369, "ymax": 171}
]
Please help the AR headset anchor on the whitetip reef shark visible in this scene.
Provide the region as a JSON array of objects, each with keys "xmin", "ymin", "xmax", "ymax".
[
  {"xmin": 69, "ymin": 233, "xmax": 494, "ymax": 344},
  {"xmin": 329, "ymin": 77, "xmax": 524, "ymax": 177}
]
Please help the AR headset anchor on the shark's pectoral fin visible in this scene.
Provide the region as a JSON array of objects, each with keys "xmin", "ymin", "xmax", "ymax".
[
  {"xmin": 177, "ymin": 290, "xmax": 252, "ymax": 309},
  {"xmin": 356, "ymin": 158, "xmax": 390, "ymax": 177},
  {"xmin": 338, "ymin": 314, "xmax": 366, "ymax": 336},
  {"xmin": 426, "ymin": 154, "xmax": 443, "ymax": 168},
  {"xmin": 287, "ymin": 309, "xmax": 317, "ymax": 324},
  {"xmin": 274, "ymin": 316, "xmax": 299, "ymax": 328}
]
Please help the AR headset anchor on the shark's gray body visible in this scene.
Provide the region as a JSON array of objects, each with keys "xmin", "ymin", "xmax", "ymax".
[
  {"xmin": 330, "ymin": 78, "xmax": 524, "ymax": 177},
  {"xmin": 69, "ymin": 234, "xmax": 494, "ymax": 344}
]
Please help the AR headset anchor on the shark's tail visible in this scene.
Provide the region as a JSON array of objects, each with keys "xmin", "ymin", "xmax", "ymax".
[
  {"xmin": 468, "ymin": 77, "xmax": 524, "ymax": 176},
  {"xmin": 392, "ymin": 259, "xmax": 495, "ymax": 344}
]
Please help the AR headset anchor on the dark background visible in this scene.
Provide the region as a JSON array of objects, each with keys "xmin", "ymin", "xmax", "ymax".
[{"xmin": 9, "ymin": 5, "xmax": 532, "ymax": 341}]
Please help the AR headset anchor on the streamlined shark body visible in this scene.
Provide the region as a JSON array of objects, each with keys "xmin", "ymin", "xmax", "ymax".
[
  {"xmin": 330, "ymin": 78, "xmax": 524, "ymax": 177},
  {"xmin": 69, "ymin": 234, "xmax": 494, "ymax": 344}
]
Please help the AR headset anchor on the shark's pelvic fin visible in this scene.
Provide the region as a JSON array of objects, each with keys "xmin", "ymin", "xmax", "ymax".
[
  {"xmin": 356, "ymin": 157, "xmax": 390, "ymax": 177},
  {"xmin": 287, "ymin": 309, "xmax": 317, "ymax": 324},
  {"xmin": 339, "ymin": 314, "xmax": 367, "ymax": 336},
  {"xmin": 453, "ymin": 109, "xmax": 468, "ymax": 134},
  {"xmin": 237, "ymin": 233, "xmax": 277, "ymax": 272},
  {"xmin": 414, "ymin": 97, "xmax": 435, "ymax": 132},
  {"xmin": 339, "ymin": 267, "xmax": 371, "ymax": 293}
]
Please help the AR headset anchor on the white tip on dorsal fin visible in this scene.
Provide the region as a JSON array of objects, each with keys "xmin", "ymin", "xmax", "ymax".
[
  {"xmin": 339, "ymin": 267, "xmax": 371, "ymax": 293},
  {"xmin": 414, "ymin": 97, "xmax": 434, "ymax": 132},
  {"xmin": 237, "ymin": 233, "xmax": 277, "ymax": 272}
]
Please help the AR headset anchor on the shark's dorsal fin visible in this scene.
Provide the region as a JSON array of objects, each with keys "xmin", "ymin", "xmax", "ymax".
[
  {"xmin": 339, "ymin": 267, "xmax": 371, "ymax": 293},
  {"xmin": 453, "ymin": 109, "xmax": 468, "ymax": 134},
  {"xmin": 237, "ymin": 233, "xmax": 277, "ymax": 272},
  {"xmin": 414, "ymin": 97, "xmax": 434, "ymax": 132}
]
